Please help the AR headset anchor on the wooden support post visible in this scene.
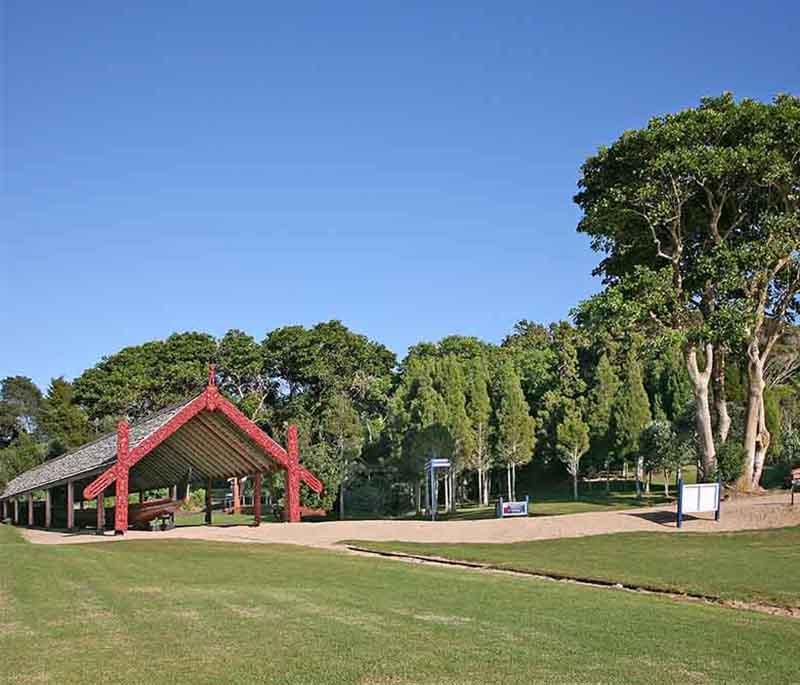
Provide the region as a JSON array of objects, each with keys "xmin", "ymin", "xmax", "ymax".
[
  {"xmin": 96, "ymin": 493, "xmax": 106, "ymax": 534},
  {"xmin": 66, "ymin": 481, "xmax": 75, "ymax": 531},
  {"xmin": 114, "ymin": 421, "xmax": 130, "ymax": 535},
  {"xmin": 170, "ymin": 485, "xmax": 177, "ymax": 501},
  {"xmin": 253, "ymin": 473, "xmax": 262, "ymax": 526},
  {"xmin": 14, "ymin": 499, "xmax": 19, "ymax": 524},
  {"xmin": 45, "ymin": 489, "xmax": 52, "ymax": 528},
  {"xmin": 284, "ymin": 425, "xmax": 301, "ymax": 523},
  {"xmin": 2, "ymin": 500, "xmax": 7, "ymax": 521},
  {"xmin": 205, "ymin": 478, "xmax": 213, "ymax": 525},
  {"xmin": 232, "ymin": 477, "xmax": 241, "ymax": 515},
  {"xmin": 27, "ymin": 493, "xmax": 34, "ymax": 526}
]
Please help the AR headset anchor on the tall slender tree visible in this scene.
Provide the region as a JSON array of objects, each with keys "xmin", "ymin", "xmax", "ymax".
[
  {"xmin": 557, "ymin": 403, "xmax": 590, "ymax": 500},
  {"xmin": 495, "ymin": 362, "xmax": 536, "ymax": 500},
  {"xmin": 613, "ymin": 354, "xmax": 652, "ymax": 495},
  {"xmin": 465, "ymin": 359, "xmax": 492, "ymax": 505}
]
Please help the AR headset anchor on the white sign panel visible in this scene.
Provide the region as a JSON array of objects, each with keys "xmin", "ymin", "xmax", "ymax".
[{"xmin": 681, "ymin": 483, "xmax": 719, "ymax": 514}]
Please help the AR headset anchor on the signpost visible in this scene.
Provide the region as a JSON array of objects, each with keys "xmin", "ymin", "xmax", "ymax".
[
  {"xmin": 676, "ymin": 475, "xmax": 721, "ymax": 528},
  {"xmin": 496, "ymin": 495, "xmax": 530, "ymax": 518}
]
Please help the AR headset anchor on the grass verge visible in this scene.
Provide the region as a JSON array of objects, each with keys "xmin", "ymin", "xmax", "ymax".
[{"xmin": 345, "ymin": 526, "xmax": 800, "ymax": 608}]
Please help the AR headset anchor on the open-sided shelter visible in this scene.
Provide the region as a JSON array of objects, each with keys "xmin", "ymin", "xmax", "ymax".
[{"xmin": 0, "ymin": 369, "xmax": 323, "ymax": 533}]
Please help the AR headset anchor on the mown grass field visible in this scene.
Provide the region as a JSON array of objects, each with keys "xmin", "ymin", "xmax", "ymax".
[
  {"xmin": 406, "ymin": 489, "xmax": 672, "ymax": 521},
  {"xmin": 347, "ymin": 526, "xmax": 800, "ymax": 608},
  {"xmin": 2, "ymin": 523, "xmax": 799, "ymax": 684}
]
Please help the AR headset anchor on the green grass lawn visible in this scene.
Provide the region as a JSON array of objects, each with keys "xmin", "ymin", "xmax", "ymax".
[
  {"xmin": 346, "ymin": 526, "xmax": 800, "ymax": 609},
  {"xmin": 173, "ymin": 511, "xmax": 275, "ymax": 526},
  {"xmin": 2, "ymin": 523, "xmax": 799, "ymax": 684},
  {"xmin": 401, "ymin": 488, "xmax": 672, "ymax": 521}
]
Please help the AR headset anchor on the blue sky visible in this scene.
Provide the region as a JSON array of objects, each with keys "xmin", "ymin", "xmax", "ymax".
[{"xmin": 2, "ymin": 1, "xmax": 798, "ymax": 389}]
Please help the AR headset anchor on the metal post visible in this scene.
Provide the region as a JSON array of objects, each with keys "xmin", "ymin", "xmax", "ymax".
[
  {"xmin": 429, "ymin": 466, "xmax": 436, "ymax": 521},
  {"xmin": 66, "ymin": 481, "xmax": 74, "ymax": 531},
  {"xmin": 676, "ymin": 475, "xmax": 683, "ymax": 529}
]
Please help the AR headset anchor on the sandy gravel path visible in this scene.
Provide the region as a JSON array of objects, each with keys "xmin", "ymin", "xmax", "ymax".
[{"xmin": 16, "ymin": 491, "xmax": 800, "ymax": 549}]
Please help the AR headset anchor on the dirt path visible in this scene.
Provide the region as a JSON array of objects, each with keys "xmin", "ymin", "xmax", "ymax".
[{"xmin": 18, "ymin": 491, "xmax": 800, "ymax": 548}]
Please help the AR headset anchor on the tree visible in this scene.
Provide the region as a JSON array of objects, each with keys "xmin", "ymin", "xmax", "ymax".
[
  {"xmin": 74, "ymin": 332, "xmax": 216, "ymax": 421},
  {"xmin": 587, "ymin": 351, "xmax": 621, "ymax": 488},
  {"xmin": 217, "ymin": 329, "xmax": 275, "ymax": 422},
  {"xmin": 320, "ymin": 393, "xmax": 364, "ymax": 519},
  {"xmin": 575, "ymin": 94, "xmax": 800, "ymax": 486},
  {"xmin": 0, "ymin": 376, "xmax": 42, "ymax": 447},
  {"xmin": 613, "ymin": 354, "xmax": 652, "ymax": 495},
  {"xmin": 495, "ymin": 362, "xmax": 536, "ymax": 500},
  {"xmin": 39, "ymin": 377, "xmax": 92, "ymax": 456},
  {"xmin": 0, "ymin": 432, "xmax": 45, "ymax": 490},
  {"xmin": 465, "ymin": 359, "xmax": 492, "ymax": 505},
  {"xmin": 640, "ymin": 419, "xmax": 694, "ymax": 495},
  {"xmin": 556, "ymin": 403, "xmax": 590, "ymax": 500},
  {"xmin": 435, "ymin": 356, "xmax": 473, "ymax": 511}
]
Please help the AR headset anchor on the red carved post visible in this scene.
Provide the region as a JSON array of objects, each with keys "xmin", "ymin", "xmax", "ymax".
[
  {"xmin": 285, "ymin": 425, "xmax": 301, "ymax": 523},
  {"xmin": 114, "ymin": 420, "xmax": 130, "ymax": 535},
  {"xmin": 66, "ymin": 481, "xmax": 74, "ymax": 531}
]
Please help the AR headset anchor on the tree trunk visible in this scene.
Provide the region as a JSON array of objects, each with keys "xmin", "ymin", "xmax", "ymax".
[
  {"xmin": 339, "ymin": 483, "xmax": 345, "ymax": 520},
  {"xmin": 712, "ymin": 348, "xmax": 731, "ymax": 445},
  {"xmin": 414, "ymin": 480, "xmax": 421, "ymax": 515},
  {"xmin": 740, "ymin": 341, "xmax": 769, "ymax": 490},
  {"xmin": 686, "ymin": 343, "xmax": 716, "ymax": 479},
  {"xmin": 476, "ymin": 469, "xmax": 482, "ymax": 507},
  {"xmin": 635, "ymin": 456, "xmax": 643, "ymax": 498},
  {"xmin": 506, "ymin": 465, "xmax": 512, "ymax": 500},
  {"xmin": 482, "ymin": 469, "xmax": 491, "ymax": 506},
  {"xmin": 511, "ymin": 464, "xmax": 517, "ymax": 501},
  {"xmin": 572, "ymin": 468, "xmax": 578, "ymax": 501},
  {"xmin": 663, "ymin": 469, "xmax": 669, "ymax": 497},
  {"xmin": 752, "ymin": 392, "xmax": 771, "ymax": 489}
]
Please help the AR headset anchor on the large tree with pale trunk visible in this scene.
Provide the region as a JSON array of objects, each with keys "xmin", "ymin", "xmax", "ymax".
[{"xmin": 575, "ymin": 93, "xmax": 800, "ymax": 486}]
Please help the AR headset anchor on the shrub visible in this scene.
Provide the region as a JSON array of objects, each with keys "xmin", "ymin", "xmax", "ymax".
[{"xmin": 714, "ymin": 442, "xmax": 745, "ymax": 484}]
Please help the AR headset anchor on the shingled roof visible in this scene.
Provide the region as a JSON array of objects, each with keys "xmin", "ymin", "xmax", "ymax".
[{"xmin": 0, "ymin": 396, "xmax": 197, "ymax": 500}]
